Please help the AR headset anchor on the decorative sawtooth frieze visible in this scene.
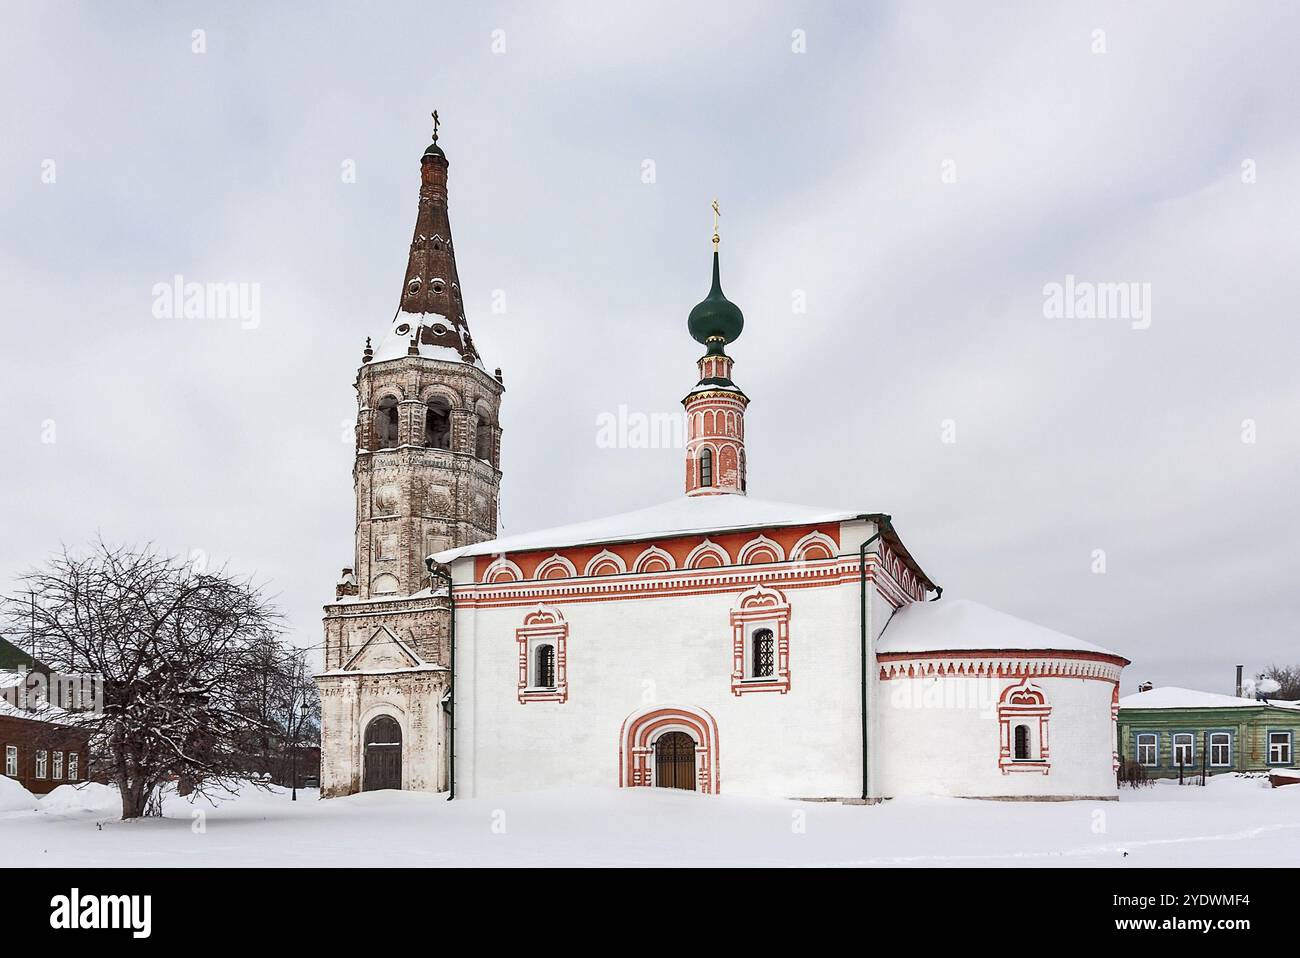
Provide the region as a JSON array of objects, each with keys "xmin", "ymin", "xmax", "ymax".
[{"xmin": 877, "ymin": 652, "xmax": 1125, "ymax": 684}]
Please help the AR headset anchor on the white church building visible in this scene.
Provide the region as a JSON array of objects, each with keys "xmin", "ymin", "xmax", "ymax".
[{"xmin": 317, "ymin": 124, "xmax": 1128, "ymax": 803}]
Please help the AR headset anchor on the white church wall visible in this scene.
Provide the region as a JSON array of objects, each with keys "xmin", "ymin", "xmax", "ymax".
[
  {"xmin": 455, "ymin": 578, "xmax": 867, "ymax": 800},
  {"xmin": 874, "ymin": 671, "xmax": 1119, "ymax": 799}
]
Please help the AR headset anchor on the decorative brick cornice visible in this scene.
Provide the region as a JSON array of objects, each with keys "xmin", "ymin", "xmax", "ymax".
[{"xmin": 455, "ymin": 555, "xmax": 886, "ymax": 609}]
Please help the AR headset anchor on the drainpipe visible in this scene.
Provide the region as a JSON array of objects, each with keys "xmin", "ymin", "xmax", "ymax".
[
  {"xmin": 857, "ymin": 514, "xmax": 890, "ymax": 802},
  {"xmin": 426, "ymin": 557, "xmax": 455, "ymax": 800},
  {"xmin": 857, "ymin": 514, "xmax": 942, "ymax": 803}
]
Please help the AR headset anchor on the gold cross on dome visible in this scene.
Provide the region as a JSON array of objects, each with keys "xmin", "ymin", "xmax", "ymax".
[
  {"xmin": 711, "ymin": 198, "xmax": 720, "ymax": 249},
  {"xmin": 431, "ymin": 110, "xmax": 440, "ymax": 142}
]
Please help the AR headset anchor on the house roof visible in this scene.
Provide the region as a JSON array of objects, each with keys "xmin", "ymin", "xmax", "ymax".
[
  {"xmin": 1119, "ymin": 686, "xmax": 1300, "ymax": 710},
  {"xmin": 0, "ymin": 636, "xmax": 46, "ymax": 673},
  {"xmin": 875, "ymin": 597, "xmax": 1126, "ymax": 659},
  {"xmin": 431, "ymin": 495, "xmax": 937, "ymax": 589}
]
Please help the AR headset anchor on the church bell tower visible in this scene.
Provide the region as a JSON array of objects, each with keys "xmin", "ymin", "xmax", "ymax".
[
  {"xmin": 318, "ymin": 115, "xmax": 503, "ymax": 799},
  {"xmin": 348, "ymin": 114, "xmax": 504, "ymax": 599},
  {"xmin": 683, "ymin": 201, "xmax": 748, "ymax": 496}
]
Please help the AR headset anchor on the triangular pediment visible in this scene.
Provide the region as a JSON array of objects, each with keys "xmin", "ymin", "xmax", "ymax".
[{"xmin": 344, "ymin": 627, "xmax": 421, "ymax": 672}]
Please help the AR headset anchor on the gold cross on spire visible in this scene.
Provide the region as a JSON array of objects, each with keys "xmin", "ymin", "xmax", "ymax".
[
  {"xmin": 711, "ymin": 198, "xmax": 720, "ymax": 250},
  {"xmin": 431, "ymin": 109, "xmax": 440, "ymax": 143}
]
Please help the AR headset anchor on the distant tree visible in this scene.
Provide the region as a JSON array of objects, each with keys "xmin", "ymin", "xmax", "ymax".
[
  {"xmin": 1264, "ymin": 665, "xmax": 1300, "ymax": 702},
  {"xmin": 236, "ymin": 635, "xmax": 320, "ymax": 786},
  {"xmin": 3, "ymin": 540, "xmax": 284, "ymax": 819}
]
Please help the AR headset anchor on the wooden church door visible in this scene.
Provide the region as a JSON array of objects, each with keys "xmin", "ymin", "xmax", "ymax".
[
  {"xmin": 654, "ymin": 731, "xmax": 696, "ymax": 790},
  {"xmin": 363, "ymin": 715, "xmax": 402, "ymax": 791}
]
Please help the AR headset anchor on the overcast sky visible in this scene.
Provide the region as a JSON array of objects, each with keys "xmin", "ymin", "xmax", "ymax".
[{"xmin": 3, "ymin": 1, "xmax": 1297, "ymax": 693}]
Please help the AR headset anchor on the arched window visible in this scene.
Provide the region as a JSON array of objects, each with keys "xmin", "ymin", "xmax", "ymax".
[
  {"xmin": 475, "ymin": 417, "xmax": 493, "ymax": 461},
  {"xmin": 375, "ymin": 396, "xmax": 399, "ymax": 450},
  {"xmin": 425, "ymin": 396, "xmax": 451, "ymax": 449},
  {"xmin": 1013, "ymin": 724, "xmax": 1031, "ymax": 761},
  {"xmin": 751, "ymin": 628, "xmax": 774, "ymax": 678},
  {"xmin": 699, "ymin": 447, "xmax": 713, "ymax": 487},
  {"xmin": 739, "ymin": 449, "xmax": 746, "ymax": 492},
  {"xmin": 534, "ymin": 644, "xmax": 556, "ymax": 689}
]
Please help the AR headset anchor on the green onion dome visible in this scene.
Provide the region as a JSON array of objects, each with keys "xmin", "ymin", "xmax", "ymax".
[{"xmin": 688, "ymin": 252, "xmax": 744, "ymax": 346}]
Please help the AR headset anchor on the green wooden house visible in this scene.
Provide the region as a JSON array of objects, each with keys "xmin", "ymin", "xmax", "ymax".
[{"xmin": 1118, "ymin": 686, "xmax": 1300, "ymax": 778}]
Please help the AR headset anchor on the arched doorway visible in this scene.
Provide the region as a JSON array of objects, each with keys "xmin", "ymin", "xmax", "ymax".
[
  {"xmin": 620, "ymin": 705, "xmax": 720, "ymax": 794},
  {"xmin": 363, "ymin": 715, "xmax": 402, "ymax": 791},
  {"xmin": 654, "ymin": 731, "xmax": 696, "ymax": 790}
]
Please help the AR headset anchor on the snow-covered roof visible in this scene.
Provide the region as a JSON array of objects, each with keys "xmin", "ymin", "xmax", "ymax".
[
  {"xmin": 370, "ymin": 311, "xmax": 483, "ymax": 367},
  {"xmin": 875, "ymin": 598, "xmax": 1125, "ymax": 659},
  {"xmin": 686, "ymin": 382, "xmax": 746, "ymax": 396},
  {"xmin": 1119, "ymin": 686, "xmax": 1300, "ymax": 710},
  {"xmin": 0, "ymin": 693, "xmax": 90, "ymax": 727},
  {"xmin": 433, "ymin": 495, "xmax": 867, "ymax": 563}
]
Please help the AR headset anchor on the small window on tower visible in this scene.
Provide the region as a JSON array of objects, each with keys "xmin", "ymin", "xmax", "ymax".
[
  {"xmin": 475, "ymin": 418, "xmax": 493, "ymax": 461},
  {"xmin": 376, "ymin": 396, "xmax": 400, "ymax": 450},
  {"xmin": 700, "ymin": 448, "xmax": 713, "ymax": 487},
  {"xmin": 425, "ymin": 397, "xmax": 452, "ymax": 449}
]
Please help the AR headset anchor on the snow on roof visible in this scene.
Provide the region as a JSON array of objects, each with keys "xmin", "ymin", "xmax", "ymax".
[
  {"xmin": 1118, "ymin": 686, "xmax": 1299, "ymax": 710},
  {"xmin": 0, "ymin": 694, "xmax": 86, "ymax": 726},
  {"xmin": 370, "ymin": 311, "xmax": 484, "ymax": 368},
  {"xmin": 875, "ymin": 598, "xmax": 1125, "ymax": 659},
  {"xmin": 433, "ymin": 495, "xmax": 868, "ymax": 563}
]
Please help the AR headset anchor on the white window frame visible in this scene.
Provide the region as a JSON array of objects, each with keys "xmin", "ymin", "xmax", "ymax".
[
  {"xmin": 1172, "ymin": 732, "xmax": 1194, "ymax": 767},
  {"xmin": 1268, "ymin": 731, "xmax": 1292, "ymax": 765},
  {"xmin": 4, "ymin": 745, "xmax": 16, "ymax": 777},
  {"xmin": 1209, "ymin": 732, "xmax": 1232, "ymax": 768},
  {"xmin": 52, "ymin": 751, "xmax": 64, "ymax": 780},
  {"xmin": 67, "ymin": 752, "xmax": 79, "ymax": 781},
  {"xmin": 1136, "ymin": 733, "xmax": 1158, "ymax": 767},
  {"xmin": 35, "ymin": 750, "xmax": 48, "ymax": 779}
]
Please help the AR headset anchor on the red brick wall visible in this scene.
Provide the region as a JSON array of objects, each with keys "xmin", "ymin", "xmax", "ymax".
[{"xmin": 0, "ymin": 715, "xmax": 90, "ymax": 796}]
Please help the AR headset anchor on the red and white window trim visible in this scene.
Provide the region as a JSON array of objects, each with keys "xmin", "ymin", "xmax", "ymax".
[
  {"xmin": 516, "ymin": 604, "xmax": 568, "ymax": 704},
  {"xmin": 729, "ymin": 583, "xmax": 791, "ymax": 695},
  {"xmin": 997, "ymin": 680, "xmax": 1051, "ymax": 774}
]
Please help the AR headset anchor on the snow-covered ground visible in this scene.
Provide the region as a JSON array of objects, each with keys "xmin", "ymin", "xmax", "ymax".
[{"xmin": 2, "ymin": 775, "xmax": 1298, "ymax": 867}]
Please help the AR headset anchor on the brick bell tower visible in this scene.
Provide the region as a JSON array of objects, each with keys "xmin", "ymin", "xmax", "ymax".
[
  {"xmin": 318, "ymin": 115, "xmax": 502, "ymax": 798},
  {"xmin": 683, "ymin": 201, "xmax": 748, "ymax": 496},
  {"xmin": 349, "ymin": 114, "xmax": 504, "ymax": 599}
]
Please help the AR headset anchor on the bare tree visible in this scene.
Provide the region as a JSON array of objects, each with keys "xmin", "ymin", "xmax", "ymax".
[
  {"xmin": 236, "ymin": 635, "xmax": 320, "ymax": 788},
  {"xmin": 1265, "ymin": 664, "xmax": 1300, "ymax": 702},
  {"xmin": 3, "ymin": 540, "xmax": 285, "ymax": 819}
]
